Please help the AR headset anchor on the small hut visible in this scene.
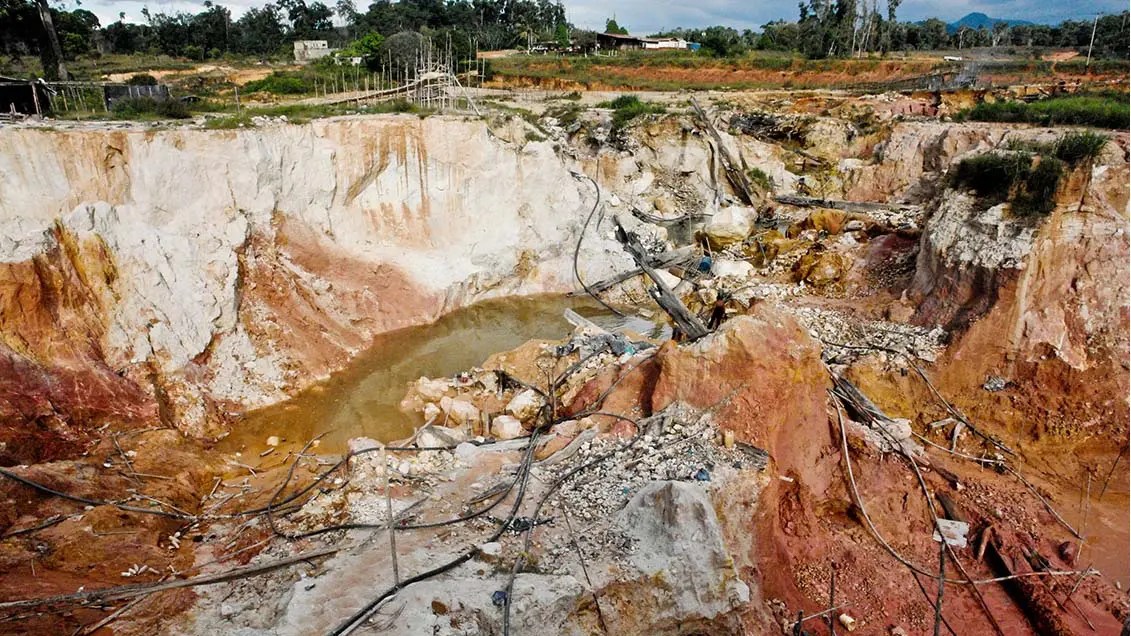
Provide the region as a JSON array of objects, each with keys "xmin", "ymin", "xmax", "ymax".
[{"xmin": 0, "ymin": 76, "xmax": 51, "ymax": 116}]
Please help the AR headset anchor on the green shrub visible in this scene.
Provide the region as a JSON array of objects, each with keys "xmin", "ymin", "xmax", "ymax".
[
  {"xmin": 243, "ymin": 72, "xmax": 311, "ymax": 95},
  {"xmin": 952, "ymin": 152, "xmax": 1064, "ymax": 216},
  {"xmin": 1003, "ymin": 137, "xmax": 1055, "ymax": 155},
  {"xmin": 1012, "ymin": 157, "xmax": 1064, "ymax": 216},
  {"xmin": 952, "ymin": 153, "xmax": 1030, "ymax": 199},
  {"xmin": 126, "ymin": 73, "xmax": 158, "ymax": 86},
  {"xmin": 747, "ymin": 166, "xmax": 774, "ymax": 192},
  {"xmin": 112, "ymin": 96, "xmax": 191, "ymax": 119},
  {"xmin": 381, "ymin": 99, "xmax": 415, "ymax": 113},
  {"xmin": 957, "ymin": 95, "xmax": 1129, "ymax": 129},
  {"xmin": 607, "ymin": 94, "xmax": 643, "ymax": 109},
  {"xmin": 598, "ymin": 94, "xmax": 666, "ymax": 130},
  {"xmin": 1053, "ymin": 131, "xmax": 1108, "ymax": 166}
]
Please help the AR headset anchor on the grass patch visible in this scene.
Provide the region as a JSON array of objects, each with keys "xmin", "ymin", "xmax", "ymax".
[
  {"xmin": 958, "ymin": 94, "xmax": 1129, "ymax": 129},
  {"xmin": 1003, "ymin": 137, "xmax": 1056, "ymax": 155},
  {"xmin": 203, "ymin": 99, "xmax": 420, "ymax": 129},
  {"xmin": 747, "ymin": 166, "xmax": 774, "ymax": 192},
  {"xmin": 952, "ymin": 152, "xmax": 1064, "ymax": 216},
  {"xmin": 1052, "ymin": 131, "xmax": 1109, "ymax": 166},
  {"xmin": 1004, "ymin": 131, "xmax": 1109, "ymax": 167},
  {"xmin": 547, "ymin": 104, "xmax": 583, "ymax": 128},
  {"xmin": 598, "ymin": 95, "xmax": 666, "ymax": 130}
]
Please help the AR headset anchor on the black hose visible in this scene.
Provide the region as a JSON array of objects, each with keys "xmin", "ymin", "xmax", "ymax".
[{"xmin": 571, "ymin": 170, "xmax": 627, "ymax": 318}]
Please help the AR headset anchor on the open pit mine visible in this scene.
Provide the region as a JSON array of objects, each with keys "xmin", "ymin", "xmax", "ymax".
[{"xmin": 0, "ymin": 89, "xmax": 1127, "ymax": 636}]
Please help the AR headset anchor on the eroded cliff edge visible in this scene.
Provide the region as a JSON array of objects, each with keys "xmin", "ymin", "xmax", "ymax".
[{"xmin": 0, "ymin": 116, "xmax": 627, "ymax": 449}]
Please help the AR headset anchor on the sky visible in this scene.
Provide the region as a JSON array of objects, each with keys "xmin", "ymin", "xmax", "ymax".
[{"xmin": 78, "ymin": 0, "xmax": 1127, "ymax": 34}]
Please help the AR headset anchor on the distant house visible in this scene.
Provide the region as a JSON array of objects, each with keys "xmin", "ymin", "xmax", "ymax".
[
  {"xmin": 596, "ymin": 33, "xmax": 651, "ymax": 51},
  {"xmin": 294, "ymin": 40, "xmax": 332, "ymax": 63},
  {"xmin": 643, "ymin": 37, "xmax": 688, "ymax": 50},
  {"xmin": 597, "ymin": 33, "xmax": 693, "ymax": 51}
]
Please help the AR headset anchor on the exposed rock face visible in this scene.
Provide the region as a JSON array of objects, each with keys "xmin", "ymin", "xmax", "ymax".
[
  {"xmin": 604, "ymin": 481, "xmax": 750, "ymax": 633},
  {"xmin": 648, "ymin": 306, "xmax": 837, "ymax": 629},
  {"xmin": 910, "ymin": 194, "xmax": 1037, "ymax": 330},
  {"xmin": 917, "ymin": 143, "xmax": 1131, "ymax": 447},
  {"xmin": 842, "ymin": 122, "xmax": 1009, "ymax": 202},
  {"xmin": 651, "ymin": 307, "xmax": 830, "ymax": 466},
  {"xmin": 0, "ymin": 117, "xmax": 626, "ymax": 444}
]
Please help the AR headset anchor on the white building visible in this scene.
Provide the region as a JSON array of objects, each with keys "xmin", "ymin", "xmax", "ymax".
[
  {"xmin": 294, "ymin": 40, "xmax": 332, "ymax": 63},
  {"xmin": 642, "ymin": 38, "xmax": 689, "ymax": 50}
]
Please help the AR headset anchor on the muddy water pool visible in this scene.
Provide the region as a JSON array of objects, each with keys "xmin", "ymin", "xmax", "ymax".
[{"xmin": 219, "ymin": 295, "xmax": 663, "ymax": 457}]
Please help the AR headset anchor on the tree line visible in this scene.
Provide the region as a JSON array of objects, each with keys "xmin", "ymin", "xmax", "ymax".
[
  {"xmin": 1, "ymin": 0, "xmax": 1127, "ymax": 81},
  {"xmin": 657, "ymin": 2, "xmax": 1129, "ymax": 59},
  {"xmin": 0, "ymin": 0, "xmax": 569, "ymax": 78}
]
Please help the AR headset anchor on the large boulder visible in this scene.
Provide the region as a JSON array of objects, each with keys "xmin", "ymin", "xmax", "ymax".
[
  {"xmin": 793, "ymin": 246, "xmax": 851, "ymax": 289},
  {"xmin": 651, "ymin": 305, "xmax": 830, "ymax": 468},
  {"xmin": 601, "ymin": 481, "xmax": 750, "ymax": 633},
  {"xmin": 702, "ymin": 206, "xmax": 756, "ymax": 248}
]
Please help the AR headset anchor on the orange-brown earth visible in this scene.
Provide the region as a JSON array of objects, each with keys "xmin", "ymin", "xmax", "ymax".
[
  {"xmin": 1, "ymin": 96, "xmax": 1127, "ymax": 634},
  {"xmin": 488, "ymin": 57, "xmax": 1127, "ymax": 92}
]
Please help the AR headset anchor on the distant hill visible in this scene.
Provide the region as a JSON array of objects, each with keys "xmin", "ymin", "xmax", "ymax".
[{"xmin": 947, "ymin": 12, "xmax": 1033, "ymax": 33}]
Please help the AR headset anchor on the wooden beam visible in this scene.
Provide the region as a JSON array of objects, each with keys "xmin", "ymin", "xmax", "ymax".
[
  {"xmin": 571, "ymin": 246, "xmax": 698, "ymax": 295},
  {"xmin": 613, "ymin": 216, "xmax": 709, "ymax": 340},
  {"xmin": 773, "ymin": 195, "xmax": 920, "ymax": 215}
]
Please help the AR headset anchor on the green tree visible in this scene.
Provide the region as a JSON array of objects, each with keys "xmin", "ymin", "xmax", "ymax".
[
  {"xmin": 605, "ymin": 17, "xmax": 628, "ymax": 35},
  {"xmin": 698, "ymin": 26, "xmax": 747, "ymax": 57},
  {"xmin": 919, "ymin": 17, "xmax": 947, "ymax": 49},
  {"xmin": 278, "ymin": 0, "xmax": 334, "ymax": 39},
  {"xmin": 340, "ymin": 31, "xmax": 385, "ymax": 68},
  {"xmin": 380, "ymin": 30, "xmax": 425, "ymax": 74},
  {"xmin": 554, "ymin": 22, "xmax": 569, "ymax": 47},
  {"xmin": 235, "ymin": 3, "xmax": 286, "ymax": 55}
]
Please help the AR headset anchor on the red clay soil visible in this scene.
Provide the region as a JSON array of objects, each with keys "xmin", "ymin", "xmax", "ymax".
[
  {"xmin": 489, "ymin": 59, "xmax": 1127, "ymax": 92},
  {"xmin": 0, "ymin": 233, "xmax": 159, "ymax": 465},
  {"xmin": 0, "ymin": 423, "xmax": 334, "ymax": 635},
  {"xmin": 631, "ymin": 300, "xmax": 1126, "ymax": 634}
]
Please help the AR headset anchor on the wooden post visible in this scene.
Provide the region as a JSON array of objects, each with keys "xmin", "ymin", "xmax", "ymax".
[
  {"xmin": 1085, "ymin": 14, "xmax": 1099, "ymax": 73},
  {"xmin": 29, "ymin": 82, "xmax": 41, "ymax": 116}
]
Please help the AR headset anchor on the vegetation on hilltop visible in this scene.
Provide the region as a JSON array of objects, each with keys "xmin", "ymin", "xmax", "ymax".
[
  {"xmin": 1, "ymin": 0, "xmax": 1127, "ymax": 84},
  {"xmin": 953, "ymin": 131, "xmax": 1110, "ymax": 216},
  {"xmin": 957, "ymin": 93, "xmax": 1129, "ymax": 129}
]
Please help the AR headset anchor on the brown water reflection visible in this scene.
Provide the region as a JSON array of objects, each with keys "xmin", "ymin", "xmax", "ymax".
[{"xmin": 219, "ymin": 295, "xmax": 662, "ymax": 456}]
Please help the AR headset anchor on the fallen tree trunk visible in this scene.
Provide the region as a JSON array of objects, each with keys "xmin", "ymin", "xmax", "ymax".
[
  {"xmin": 613, "ymin": 217, "xmax": 709, "ymax": 340},
  {"xmin": 983, "ymin": 527, "xmax": 1077, "ymax": 636},
  {"xmin": 690, "ymin": 97, "xmax": 758, "ymax": 210},
  {"xmin": 773, "ymin": 195, "xmax": 919, "ymax": 215},
  {"xmin": 630, "ymin": 207, "xmax": 709, "ymax": 226},
  {"xmin": 572, "ymin": 246, "xmax": 698, "ymax": 295}
]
